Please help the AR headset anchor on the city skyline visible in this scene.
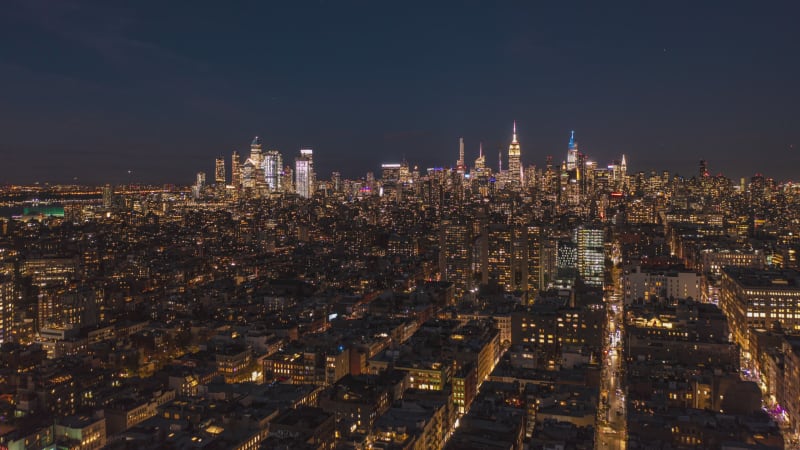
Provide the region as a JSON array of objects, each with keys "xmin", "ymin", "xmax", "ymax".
[
  {"xmin": 2, "ymin": 125, "xmax": 796, "ymax": 187},
  {"xmin": 165, "ymin": 125, "xmax": 798, "ymax": 187},
  {"xmin": 2, "ymin": 1, "xmax": 799, "ymax": 183}
]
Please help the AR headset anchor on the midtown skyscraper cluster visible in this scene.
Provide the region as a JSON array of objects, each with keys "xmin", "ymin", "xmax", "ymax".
[{"xmin": 197, "ymin": 123, "xmax": 629, "ymax": 218}]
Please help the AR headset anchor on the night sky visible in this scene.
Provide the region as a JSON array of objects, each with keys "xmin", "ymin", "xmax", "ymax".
[{"xmin": 2, "ymin": 1, "xmax": 799, "ymax": 184}]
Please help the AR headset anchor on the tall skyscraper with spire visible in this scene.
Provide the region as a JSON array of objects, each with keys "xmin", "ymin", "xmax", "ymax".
[
  {"xmin": 456, "ymin": 137, "xmax": 466, "ymax": 175},
  {"xmin": 508, "ymin": 121, "xmax": 522, "ymax": 186},
  {"xmin": 249, "ymin": 136, "xmax": 263, "ymax": 167},
  {"xmin": 474, "ymin": 143, "xmax": 485, "ymax": 172},
  {"xmin": 498, "ymin": 150, "xmax": 503, "ymax": 173},
  {"xmin": 566, "ymin": 130, "xmax": 578, "ymax": 171}
]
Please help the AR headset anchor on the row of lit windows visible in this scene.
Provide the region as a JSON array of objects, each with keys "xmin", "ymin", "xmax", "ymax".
[
  {"xmin": 747, "ymin": 306, "xmax": 800, "ymax": 313},
  {"xmin": 747, "ymin": 312, "xmax": 800, "ymax": 319},
  {"xmin": 748, "ymin": 299, "xmax": 800, "ymax": 304},
  {"xmin": 745, "ymin": 291, "xmax": 800, "ymax": 297}
]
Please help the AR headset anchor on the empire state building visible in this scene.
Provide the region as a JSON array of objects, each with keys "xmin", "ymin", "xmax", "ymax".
[
  {"xmin": 508, "ymin": 121, "xmax": 522, "ymax": 186},
  {"xmin": 566, "ymin": 130, "xmax": 578, "ymax": 170}
]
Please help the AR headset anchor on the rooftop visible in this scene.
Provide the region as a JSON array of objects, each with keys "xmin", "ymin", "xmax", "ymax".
[{"xmin": 723, "ymin": 268, "xmax": 800, "ymax": 289}]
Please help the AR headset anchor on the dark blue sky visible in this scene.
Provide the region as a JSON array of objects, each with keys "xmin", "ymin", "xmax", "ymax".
[{"xmin": 1, "ymin": 0, "xmax": 799, "ymax": 184}]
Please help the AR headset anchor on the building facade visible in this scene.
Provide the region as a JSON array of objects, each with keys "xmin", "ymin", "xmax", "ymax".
[{"xmin": 719, "ymin": 268, "xmax": 800, "ymax": 351}]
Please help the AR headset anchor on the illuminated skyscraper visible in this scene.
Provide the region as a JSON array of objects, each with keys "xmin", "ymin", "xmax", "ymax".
[
  {"xmin": 102, "ymin": 184, "xmax": 113, "ymax": 208},
  {"xmin": 399, "ymin": 160, "xmax": 411, "ymax": 184},
  {"xmin": 263, "ymin": 150, "xmax": 283, "ymax": 191},
  {"xmin": 526, "ymin": 225, "xmax": 542, "ymax": 294},
  {"xmin": 511, "ymin": 225, "xmax": 529, "ymax": 293},
  {"xmin": 215, "ymin": 157, "xmax": 226, "ymax": 185},
  {"xmin": 556, "ymin": 239, "xmax": 578, "ymax": 286},
  {"xmin": 566, "ymin": 130, "xmax": 578, "ymax": 171},
  {"xmin": 249, "ymin": 136, "xmax": 263, "ymax": 167},
  {"xmin": 575, "ymin": 225, "xmax": 604, "ymax": 287},
  {"xmin": 456, "ymin": 137, "xmax": 466, "ymax": 175},
  {"xmin": 299, "ymin": 148, "xmax": 315, "ymax": 197},
  {"xmin": 381, "ymin": 163, "xmax": 401, "ymax": 182},
  {"xmin": 540, "ymin": 239, "xmax": 558, "ymax": 289},
  {"xmin": 474, "ymin": 143, "xmax": 485, "ymax": 172},
  {"xmin": 231, "ymin": 151, "xmax": 241, "ymax": 190},
  {"xmin": 281, "ymin": 166, "xmax": 293, "ymax": 194},
  {"xmin": 480, "ymin": 223, "xmax": 529, "ymax": 293},
  {"xmin": 609, "ymin": 154, "xmax": 627, "ymax": 191},
  {"xmin": 193, "ymin": 172, "xmax": 206, "ymax": 199},
  {"xmin": 244, "ymin": 137, "xmax": 267, "ymax": 194},
  {"xmin": 508, "ymin": 122, "xmax": 521, "ymax": 186},
  {"xmin": 242, "ymin": 159, "xmax": 256, "ymax": 190},
  {"xmin": 295, "ymin": 151, "xmax": 313, "ymax": 198},
  {"xmin": 0, "ymin": 276, "xmax": 13, "ymax": 343},
  {"xmin": 498, "ymin": 150, "xmax": 503, "ymax": 173},
  {"xmin": 440, "ymin": 218, "xmax": 473, "ymax": 298}
]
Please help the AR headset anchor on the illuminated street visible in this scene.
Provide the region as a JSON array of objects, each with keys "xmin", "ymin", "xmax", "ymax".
[
  {"xmin": 741, "ymin": 358, "xmax": 800, "ymax": 449},
  {"xmin": 597, "ymin": 293, "xmax": 626, "ymax": 450}
]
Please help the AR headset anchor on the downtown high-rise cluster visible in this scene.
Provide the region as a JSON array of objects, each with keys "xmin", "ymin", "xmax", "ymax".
[{"xmin": 199, "ymin": 137, "xmax": 315, "ymax": 200}]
